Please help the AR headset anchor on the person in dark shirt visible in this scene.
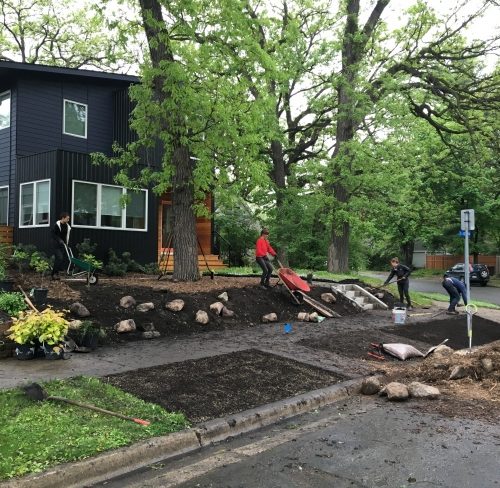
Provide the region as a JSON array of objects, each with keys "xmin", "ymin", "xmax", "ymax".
[
  {"xmin": 255, "ymin": 228, "xmax": 277, "ymax": 289},
  {"xmin": 442, "ymin": 274, "xmax": 468, "ymax": 314},
  {"xmin": 383, "ymin": 257, "xmax": 413, "ymax": 309},
  {"xmin": 51, "ymin": 212, "xmax": 71, "ymax": 280}
]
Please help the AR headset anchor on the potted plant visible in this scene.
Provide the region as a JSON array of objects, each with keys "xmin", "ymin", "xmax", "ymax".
[
  {"xmin": 68, "ymin": 320, "xmax": 105, "ymax": 350},
  {"xmin": 30, "ymin": 252, "xmax": 51, "ymax": 306},
  {"xmin": 7, "ymin": 307, "xmax": 69, "ymax": 360}
]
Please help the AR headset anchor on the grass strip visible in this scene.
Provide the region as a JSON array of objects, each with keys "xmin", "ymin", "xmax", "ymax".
[{"xmin": 0, "ymin": 376, "xmax": 189, "ymax": 480}]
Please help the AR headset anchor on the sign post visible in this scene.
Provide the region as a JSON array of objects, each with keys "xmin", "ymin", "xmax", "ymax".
[{"xmin": 460, "ymin": 209, "xmax": 475, "ymax": 348}]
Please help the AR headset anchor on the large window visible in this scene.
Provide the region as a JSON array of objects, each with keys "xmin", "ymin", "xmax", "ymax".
[
  {"xmin": 0, "ymin": 91, "xmax": 10, "ymax": 130},
  {"xmin": 63, "ymin": 99, "xmax": 87, "ymax": 138},
  {"xmin": 0, "ymin": 187, "xmax": 8, "ymax": 225},
  {"xmin": 19, "ymin": 180, "xmax": 50, "ymax": 227},
  {"xmin": 72, "ymin": 181, "xmax": 147, "ymax": 231}
]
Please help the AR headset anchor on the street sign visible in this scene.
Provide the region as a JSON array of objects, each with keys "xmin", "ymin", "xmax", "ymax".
[
  {"xmin": 461, "ymin": 209, "xmax": 475, "ymax": 231},
  {"xmin": 458, "ymin": 230, "xmax": 472, "ymax": 237}
]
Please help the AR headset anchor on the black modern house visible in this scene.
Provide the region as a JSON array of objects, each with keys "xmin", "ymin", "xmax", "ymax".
[{"xmin": 0, "ymin": 61, "xmax": 221, "ymax": 268}]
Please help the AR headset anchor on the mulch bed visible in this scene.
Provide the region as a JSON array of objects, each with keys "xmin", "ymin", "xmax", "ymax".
[{"xmin": 105, "ymin": 349, "xmax": 345, "ymax": 423}]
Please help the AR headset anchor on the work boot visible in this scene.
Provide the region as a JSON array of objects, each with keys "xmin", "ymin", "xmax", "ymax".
[
  {"xmin": 259, "ymin": 284, "xmax": 267, "ymax": 290},
  {"xmin": 446, "ymin": 310, "xmax": 459, "ymax": 315}
]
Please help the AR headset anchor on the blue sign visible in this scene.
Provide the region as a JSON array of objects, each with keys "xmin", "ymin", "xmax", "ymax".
[{"xmin": 458, "ymin": 230, "xmax": 472, "ymax": 237}]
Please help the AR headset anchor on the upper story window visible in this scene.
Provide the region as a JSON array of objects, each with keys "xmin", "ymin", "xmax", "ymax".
[
  {"xmin": 0, "ymin": 91, "xmax": 10, "ymax": 130},
  {"xmin": 19, "ymin": 179, "xmax": 50, "ymax": 227},
  {"xmin": 72, "ymin": 180, "xmax": 147, "ymax": 231},
  {"xmin": 63, "ymin": 99, "xmax": 87, "ymax": 138},
  {"xmin": 0, "ymin": 186, "xmax": 8, "ymax": 225}
]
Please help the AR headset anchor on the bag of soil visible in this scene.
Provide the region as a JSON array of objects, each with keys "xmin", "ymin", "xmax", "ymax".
[{"xmin": 382, "ymin": 343, "xmax": 424, "ymax": 361}]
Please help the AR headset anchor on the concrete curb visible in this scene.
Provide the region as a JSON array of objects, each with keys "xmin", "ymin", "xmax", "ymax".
[{"xmin": 1, "ymin": 378, "xmax": 363, "ymax": 488}]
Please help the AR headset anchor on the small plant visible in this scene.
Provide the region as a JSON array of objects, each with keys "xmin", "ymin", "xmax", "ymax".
[
  {"xmin": 68, "ymin": 320, "xmax": 106, "ymax": 348},
  {"xmin": 7, "ymin": 307, "xmax": 69, "ymax": 346},
  {"xmin": 143, "ymin": 262, "xmax": 160, "ymax": 275},
  {"xmin": 76, "ymin": 238, "xmax": 98, "ymax": 257},
  {"xmin": 11, "ymin": 244, "xmax": 37, "ymax": 274},
  {"xmin": 121, "ymin": 252, "xmax": 145, "ymax": 273},
  {"xmin": 103, "ymin": 249, "xmax": 128, "ymax": 276},
  {"xmin": 0, "ymin": 292, "xmax": 27, "ymax": 317},
  {"xmin": 81, "ymin": 254, "xmax": 103, "ymax": 270},
  {"xmin": 30, "ymin": 252, "xmax": 51, "ymax": 288}
]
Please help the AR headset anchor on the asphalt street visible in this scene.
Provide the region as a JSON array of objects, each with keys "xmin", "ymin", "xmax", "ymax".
[{"xmin": 92, "ymin": 396, "xmax": 500, "ymax": 488}]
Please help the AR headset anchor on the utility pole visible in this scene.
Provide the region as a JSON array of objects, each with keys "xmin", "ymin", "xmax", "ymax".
[{"xmin": 460, "ymin": 209, "xmax": 474, "ymax": 348}]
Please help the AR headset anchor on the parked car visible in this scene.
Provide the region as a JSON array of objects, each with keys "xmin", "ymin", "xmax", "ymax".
[{"xmin": 445, "ymin": 263, "xmax": 490, "ymax": 286}]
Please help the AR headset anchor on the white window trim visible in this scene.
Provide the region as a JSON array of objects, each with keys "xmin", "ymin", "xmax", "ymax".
[
  {"xmin": 19, "ymin": 179, "xmax": 51, "ymax": 228},
  {"xmin": 71, "ymin": 180, "xmax": 148, "ymax": 232},
  {"xmin": 0, "ymin": 185, "xmax": 9, "ymax": 226},
  {"xmin": 63, "ymin": 99, "xmax": 88, "ymax": 139},
  {"xmin": 0, "ymin": 90, "xmax": 11, "ymax": 130}
]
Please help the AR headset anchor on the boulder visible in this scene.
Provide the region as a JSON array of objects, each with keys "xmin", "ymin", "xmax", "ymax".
[
  {"xmin": 380, "ymin": 382, "xmax": 408, "ymax": 401},
  {"xmin": 218, "ymin": 292, "xmax": 229, "ymax": 302},
  {"xmin": 166, "ymin": 299, "xmax": 185, "ymax": 312},
  {"xmin": 221, "ymin": 306, "xmax": 235, "ymax": 317},
  {"xmin": 136, "ymin": 302, "xmax": 155, "ymax": 312},
  {"xmin": 69, "ymin": 302, "xmax": 90, "ymax": 318},
  {"xmin": 361, "ymin": 376, "xmax": 382, "ymax": 395},
  {"xmin": 68, "ymin": 319, "xmax": 83, "ymax": 330},
  {"xmin": 449, "ymin": 365, "xmax": 469, "ymax": 380},
  {"xmin": 432, "ymin": 345, "xmax": 454, "ymax": 356},
  {"xmin": 309, "ymin": 312, "xmax": 319, "ymax": 322},
  {"xmin": 120, "ymin": 296, "xmax": 136, "ymax": 309},
  {"xmin": 262, "ymin": 313, "xmax": 278, "ymax": 323},
  {"xmin": 408, "ymin": 382, "xmax": 440, "ymax": 399},
  {"xmin": 298, "ymin": 312, "xmax": 310, "ymax": 322},
  {"xmin": 481, "ymin": 358, "xmax": 493, "ymax": 373},
  {"xmin": 142, "ymin": 330, "xmax": 161, "ymax": 339},
  {"xmin": 320, "ymin": 293, "xmax": 336, "ymax": 304},
  {"xmin": 114, "ymin": 319, "xmax": 136, "ymax": 333},
  {"xmin": 209, "ymin": 302, "xmax": 225, "ymax": 315},
  {"xmin": 195, "ymin": 310, "xmax": 209, "ymax": 324}
]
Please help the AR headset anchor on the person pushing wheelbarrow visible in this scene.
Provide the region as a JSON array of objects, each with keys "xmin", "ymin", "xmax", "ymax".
[{"xmin": 255, "ymin": 228, "xmax": 277, "ymax": 290}]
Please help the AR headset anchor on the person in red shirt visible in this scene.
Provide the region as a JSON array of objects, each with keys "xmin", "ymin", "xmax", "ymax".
[{"xmin": 255, "ymin": 228, "xmax": 277, "ymax": 289}]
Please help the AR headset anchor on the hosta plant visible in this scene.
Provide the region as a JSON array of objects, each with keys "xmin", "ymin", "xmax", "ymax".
[{"xmin": 7, "ymin": 307, "xmax": 69, "ymax": 345}]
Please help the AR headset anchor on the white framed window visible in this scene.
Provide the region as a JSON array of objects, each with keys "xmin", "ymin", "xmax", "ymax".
[
  {"xmin": 72, "ymin": 180, "xmax": 147, "ymax": 231},
  {"xmin": 63, "ymin": 99, "xmax": 87, "ymax": 138},
  {"xmin": 19, "ymin": 179, "xmax": 50, "ymax": 227},
  {"xmin": 0, "ymin": 91, "xmax": 10, "ymax": 130},
  {"xmin": 0, "ymin": 186, "xmax": 8, "ymax": 225}
]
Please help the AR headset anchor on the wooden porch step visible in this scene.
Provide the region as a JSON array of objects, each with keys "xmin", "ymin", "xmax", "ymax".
[{"xmin": 158, "ymin": 254, "xmax": 227, "ymax": 271}]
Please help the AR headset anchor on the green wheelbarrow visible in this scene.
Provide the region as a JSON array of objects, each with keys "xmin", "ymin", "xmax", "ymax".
[{"xmin": 64, "ymin": 245, "xmax": 99, "ymax": 285}]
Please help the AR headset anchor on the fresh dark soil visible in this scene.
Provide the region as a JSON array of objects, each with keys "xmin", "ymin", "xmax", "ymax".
[
  {"xmin": 300, "ymin": 316, "xmax": 500, "ymax": 359},
  {"xmin": 105, "ymin": 349, "xmax": 345, "ymax": 423}
]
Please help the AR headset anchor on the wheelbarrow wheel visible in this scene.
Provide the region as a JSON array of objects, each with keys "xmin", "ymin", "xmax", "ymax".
[{"xmin": 87, "ymin": 273, "xmax": 99, "ymax": 286}]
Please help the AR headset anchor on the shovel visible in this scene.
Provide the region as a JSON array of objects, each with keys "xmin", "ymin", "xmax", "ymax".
[{"xmin": 23, "ymin": 383, "xmax": 150, "ymax": 426}]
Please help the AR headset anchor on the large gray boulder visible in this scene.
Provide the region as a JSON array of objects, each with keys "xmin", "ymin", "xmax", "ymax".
[
  {"xmin": 120, "ymin": 296, "xmax": 136, "ymax": 309},
  {"xmin": 408, "ymin": 382, "xmax": 440, "ymax": 399},
  {"xmin": 380, "ymin": 382, "xmax": 409, "ymax": 401},
  {"xmin": 70, "ymin": 302, "xmax": 90, "ymax": 318},
  {"xmin": 114, "ymin": 319, "xmax": 136, "ymax": 333}
]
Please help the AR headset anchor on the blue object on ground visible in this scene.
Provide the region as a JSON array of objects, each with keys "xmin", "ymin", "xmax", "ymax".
[{"xmin": 284, "ymin": 323, "xmax": 292, "ymax": 334}]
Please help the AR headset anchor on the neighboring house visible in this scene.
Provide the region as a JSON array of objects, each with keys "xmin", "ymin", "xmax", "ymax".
[{"xmin": 0, "ymin": 61, "xmax": 222, "ymax": 268}]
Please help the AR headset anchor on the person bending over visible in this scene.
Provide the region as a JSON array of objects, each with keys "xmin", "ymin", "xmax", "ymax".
[{"xmin": 384, "ymin": 257, "xmax": 413, "ymax": 310}]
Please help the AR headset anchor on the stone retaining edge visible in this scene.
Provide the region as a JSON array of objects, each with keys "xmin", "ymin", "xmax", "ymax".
[{"xmin": 1, "ymin": 377, "xmax": 363, "ymax": 488}]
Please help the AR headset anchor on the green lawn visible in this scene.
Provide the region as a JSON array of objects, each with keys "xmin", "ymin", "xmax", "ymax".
[{"xmin": 0, "ymin": 376, "xmax": 189, "ymax": 480}]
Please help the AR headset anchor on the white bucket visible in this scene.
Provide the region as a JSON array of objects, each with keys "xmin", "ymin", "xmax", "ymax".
[{"xmin": 392, "ymin": 307, "xmax": 407, "ymax": 325}]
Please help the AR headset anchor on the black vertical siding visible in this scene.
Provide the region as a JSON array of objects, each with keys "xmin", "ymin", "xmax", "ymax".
[{"xmin": 0, "ymin": 86, "xmax": 15, "ymax": 225}]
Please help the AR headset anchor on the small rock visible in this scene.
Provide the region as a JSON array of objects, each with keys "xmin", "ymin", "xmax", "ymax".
[
  {"xmin": 298, "ymin": 312, "xmax": 310, "ymax": 322},
  {"xmin": 361, "ymin": 377, "xmax": 382, "ymax": 395},
  {"xmin": 68, "ymin": 319, "xmax": 83, "ymax": 330},
  {"xmin": 221, "ymin": 306, "xmax": 234, "ymax": 317},
  {"xmin": 309, "ymin": 312, "xmax": 319, "ymax": 322},
  {"xmin": 166, "ymin": 299, "xmax": 185, "ymax": 312},
  {"xmin": 120, "ymin": 296, "xmax": 136, "ymax": 309},
  {"xmin": 320, "ymin": 293, "xmax": 336, "ymax": 304},
  {"xmin": 195, "ymin": 310, "xmax": 209, "ymax": 324},
  {"xmin": 262, "ymin": 313, "xmax": 278, "ymax": 323},
  {"xmin": 209, "ymin": 302, "xmax": 225, "ymax": 315},
  {"xmin": 432, "ymin": 345, "xmax": 454, "ymax": 356},
  {"xmin": 481, "ymin": 358, "xmax": 493, "ymax": 373},
  {"xmin": 408, "ymin": 382, "xmax": 440, "ymax": 399},
  {"xmin": 136, "ymin": 302, "xmax": 155, "ymax": 312},
  {"xmin": 114, "ymin": 319, "xmax": 136, "ymax": 333},
  {"xmin": 69, "ymin": 302, "xmax": 90, "ymax": 318},
  {"xmin": 137, "ymin": 322, "xmax": 155, "ymax": 332},
  {"xmin": 141, "ymin": 330, "xmax": 161, "ymax": 339},
  {"xmin": 449, "ymin": 365, "xmax": 469, "ymax": 380},
  {"xmin": 380, "ymin": 382, "xmax": 408, "ymax": 401},
  {"xmin": 218, "ymin": 292, "xmax": 229, "ymax": 302}
]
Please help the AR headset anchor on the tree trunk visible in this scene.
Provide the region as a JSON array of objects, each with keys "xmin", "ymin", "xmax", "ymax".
[
  {"xmin": 270, "ymin": 140, "xmax": 289, "ymax": 265},
  {"xmin": 400, "ymin": 241, "xmax": 415, "ymax": 267},
  {"xmin": 172, "ymin": 146, "xmax": 200, "ymax": 281}
]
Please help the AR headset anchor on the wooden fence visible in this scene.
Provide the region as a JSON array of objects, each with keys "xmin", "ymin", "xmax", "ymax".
[{"xmin": 426, "ymin": 254, "xmax": 498, "ymax": 275}]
